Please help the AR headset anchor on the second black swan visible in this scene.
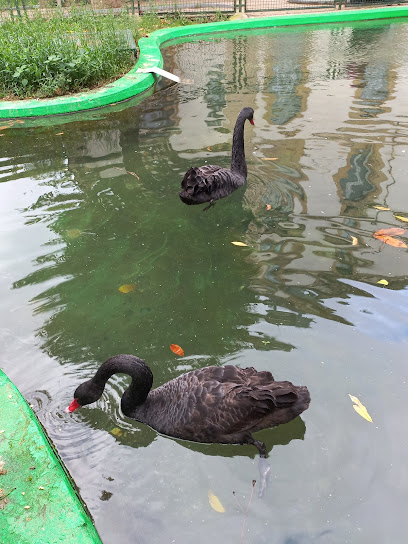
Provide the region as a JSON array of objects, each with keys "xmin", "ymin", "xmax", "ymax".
[
  {"xmin": 66, "ymin": 354, "xmax": 310, "ymax": 457},
  {"xmin": 179, "ymin": 107, "xmax": 254, "ymax": 210}
]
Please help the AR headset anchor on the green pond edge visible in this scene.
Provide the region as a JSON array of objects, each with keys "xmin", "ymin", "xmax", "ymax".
[
  {"xmin": 0, "ymin": 369, "xmax": 103, "ymax": 544},
  {"xmin": 1, "ymin": 5, "xmax": 408, "ymax": 119}
]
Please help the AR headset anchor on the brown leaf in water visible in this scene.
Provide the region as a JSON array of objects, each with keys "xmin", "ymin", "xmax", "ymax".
[
  {"xmin": 66, "ymin": 229, "xmax": 81, "ymax": 239},
  {"xmin": 207, "ymin": 147, "xmax": 211, "ymax": 151},
  {"xmin": 351, "ymin": 236, "xmax": 358, "ymax": 246},
  {"xmin": 266, "ymin": 204, "xmax": 271, "ymax": 211},
  {"xmin": 170, "ymin": 344, "xmax": 184, "ymax": 356},
  {"xmin": 374, "ymin": 228, "xmax": 405, "ymax": 236},
  {"xmin": 262, "ymin": 157, "xmax": 278, "ymax": 161},
  {"xmin": 118, "ymin": 283, "xmax": 137, "ymax": 294},
  {"xmin": 374, "ymin": 234, "xmax": 407, "ymax": 248},
  {"xmin": 114, "ymin": 167, "xmax": 140, "ymax": 179}
]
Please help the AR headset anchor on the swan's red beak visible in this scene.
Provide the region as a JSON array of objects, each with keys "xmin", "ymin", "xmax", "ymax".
[
  {"xmin": 250, "ymin": 119, "xmax": 255, "ymax": 125},
  {"xmin": 65, "ymin": 398, "xmax": 81, "ymax": 413}
]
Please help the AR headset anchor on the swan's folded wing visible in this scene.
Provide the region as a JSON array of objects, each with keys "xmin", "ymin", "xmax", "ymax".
[
  {"xmin": 181, "ymin": 165, "xmax": 229, "ymax": 195},
  {"xmin": 213, "ymin": 382, "xmax": 300, "ymax": 435}
]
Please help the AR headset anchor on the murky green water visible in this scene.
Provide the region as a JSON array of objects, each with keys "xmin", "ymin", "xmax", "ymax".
[{"xmin": 2, "ymin": 18, "xmax": 408, "ymax": 544}]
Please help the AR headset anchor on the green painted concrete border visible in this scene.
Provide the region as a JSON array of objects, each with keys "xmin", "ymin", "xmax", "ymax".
[
  {"xmin": 1, "ymin": 5, "xmax": 408, "ymax": 119},
  {"xmin": 0, "ymin": 369, "xmax": 103, "ymax": 544}
]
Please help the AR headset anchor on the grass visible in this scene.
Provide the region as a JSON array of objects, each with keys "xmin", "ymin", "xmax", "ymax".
[{"xmin": 0, "ymin": 9, "xmax": 227, "ymax": 100}]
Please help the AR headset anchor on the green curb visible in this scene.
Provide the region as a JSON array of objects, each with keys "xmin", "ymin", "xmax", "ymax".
[
  {"xmin": 1, "ymin": 6, "xmax": 408, "ymax": 119},
  {"xmin": 0, "ymin": 369, "xmax": 103, "ymax": 544}
]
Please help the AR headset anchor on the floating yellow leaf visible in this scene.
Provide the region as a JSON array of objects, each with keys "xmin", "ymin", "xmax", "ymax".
[
  {"xmin": 170, "ymin": 344, "xmax": 184, "ymax": 356},
  {"xmin": 231, "ymin": 241, "xmax": 248, "ymax": 247},
  {"xmin": 394, "ymin": 215, "xmax": 408, "ymax": 223},
  {"xmin": 262, "ymin": 157, "xmax": 278, "ymax": 161},
  {"xmin": 207, "ymin": 147, "xmax": 211, "ymax": 151},
  {"xmin": 351, "ymin": 236, "xmax": 358, "ymax": 246},
  {"xmin": 349, "ymin": 394, "xmax": 373, "ymax": 423},
  {"xmin": 56, "ymin": 132, "xmax": 64, "ymax": 136},
  {"xmin": 110, "ymin": 427, "xmax": 123, "ymax": 437},
  {"xmin": 377, "ymin": 279, "xmax": 389, "ymax": 286},
  {"xmin": 118, "ymin": 283, "xmax": 137, "ymax": 294},
  {"xmin": 208, "ymin": 490, "xmax": 225, "ymax": 513},
  {"xmin": 373, "ymin": 205, "xmax": 390, "ymax": 211}
]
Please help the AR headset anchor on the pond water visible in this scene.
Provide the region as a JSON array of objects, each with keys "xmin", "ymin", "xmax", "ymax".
[{"xmin": 2, "ymin": 17, "xmax": 408, "ymax": 544}]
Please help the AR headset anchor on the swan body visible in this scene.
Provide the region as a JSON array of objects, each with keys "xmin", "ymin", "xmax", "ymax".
[
  {"xmin": 67, "ymin": 355, "xmax": 310, "ymax": 456},
  {"xmin": 179, "ymin": 107, "xmax": 254, "ymax": 209}
]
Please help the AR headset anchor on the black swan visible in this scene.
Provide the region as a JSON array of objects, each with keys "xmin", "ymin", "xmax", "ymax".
[
  {"xmin": 179, "ymin": 107, "xmax": 254, "ymax": 210},
  {"xmin": 66, "ymin": 354, "xmax": 310, "ymax": 457}
]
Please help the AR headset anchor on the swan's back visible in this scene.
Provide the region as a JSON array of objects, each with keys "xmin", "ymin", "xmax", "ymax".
[
  {"xmin": 131, "ymin": 365, "xmax": 310, "ymax": 446},
  {"xmin": 179, "ymin": 165, "xmax": 244, "ymax": 205}
]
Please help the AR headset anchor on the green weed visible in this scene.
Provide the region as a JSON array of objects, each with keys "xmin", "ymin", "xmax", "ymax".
[{"xmin": 0, "ymin": 9, "xmax": 228, "ymax": 99}]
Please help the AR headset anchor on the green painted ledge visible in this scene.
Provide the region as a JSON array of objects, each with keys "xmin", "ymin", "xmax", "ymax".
[
  {"xmin": 0, "ymin": 369, "xmax": 102, "ymax": 544},
  {"xmin": 1, "ymin": 5, "xmax": 408, "ymax": 119}
]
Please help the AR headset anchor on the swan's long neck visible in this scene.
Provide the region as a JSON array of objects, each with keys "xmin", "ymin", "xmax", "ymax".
[
  {"xmin": 230, "ymin": 111, "xmax": 248, "ymax": 177},
  {"xmin": 94, "ymin": 355, "xmax": 153, "ymax": 416}
]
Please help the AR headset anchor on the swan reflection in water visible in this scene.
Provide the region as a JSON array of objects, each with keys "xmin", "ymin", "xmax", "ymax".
[{"xmin": 66, "ymin": 354, "xmax": 310, "ymax": 495}]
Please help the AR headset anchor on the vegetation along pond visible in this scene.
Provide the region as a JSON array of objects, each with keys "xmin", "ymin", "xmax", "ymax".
[{"xmin": 1, "ymin": 17, "xmax": 408, "ymax": 544}]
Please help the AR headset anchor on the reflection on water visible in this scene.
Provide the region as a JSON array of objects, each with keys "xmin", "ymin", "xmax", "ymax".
[{"xmin": 1, "ymin": 18, "xmax": 408, "ymax": 544}]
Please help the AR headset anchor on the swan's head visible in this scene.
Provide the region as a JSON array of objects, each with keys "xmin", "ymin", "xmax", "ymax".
[
  {"xmin": 65, "ymin": 379, "xmax": 104, "ymax": 413},
  {"xmin": 242, "ymin": 107, "xmax": 255, "ymax": 125}
]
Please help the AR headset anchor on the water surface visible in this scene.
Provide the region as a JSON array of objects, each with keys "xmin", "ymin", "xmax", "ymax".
[{"xmin": 1, "ymin": 18, "xmax": 408, "ymax": 544}]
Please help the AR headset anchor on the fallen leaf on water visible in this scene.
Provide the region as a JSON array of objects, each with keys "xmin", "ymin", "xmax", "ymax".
[
  {"xmin": 373, "ymin": 205, "xmax": 390, "ymax": 211},
  {"xmin": 374, "ymin": 234, "xmax": 407, "ymax": 248},
  {"xmin": 374, "ymin": 227, "xmax": 405, "ymax": 236},
  {"xmin": 266, "ymin": 204, "xmax": 271, "ymax": 211},
  {"xmin": 394, "ymin": 215, "xmax": 408, "ymax": 223},
  {"xmin": 110, "ymin": 427, "xmax": 123, "ymax": 437},
  {"xmin": 208, "ymin": 490, "xmax": 225, "ymax": 513},
  {"xmin": 207, "ymin": 147, "xmax": 211, "ymax": 151},
  {"xmin": 231, "ymin": 241, "xmax": 248, "ymax": 247},
  {"xmin": 55, "ymin": 132, "xmax": 64, "ymax": 136},
  {"xmin": 262, "ymin": 157, "xmax": 278, "ymax": 161},
  {"xmin": 0, "ymin": 124, "xmax": 13, "ymax": 131},
  {"xmin": 118, "ymin": 283, "xmax": 137, "ymax": 294},
  {"xmin": 377, "ymin": 279, "xmax": 389, "ymax": 286},
  {"xmin": 66, "ymin": 228, "xmax": 81, "ymax": 239},
  {"xmin": 170, "ymin": 344, "xmax": 184, "ymax": 356},
  {"xmin": 349, "ymin": 394, "xmax": 373, "ymax": 423},
  {"xmin": 351, "ymin": 236, "xmax": 358, "ymax": 246},
  {"xmin": 114, "ymin": 167, "xmax": 140, "ymax": 179}
]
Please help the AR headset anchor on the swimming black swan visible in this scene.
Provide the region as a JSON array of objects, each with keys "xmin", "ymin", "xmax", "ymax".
[
  {"xmin": 179, "ymin": 107, "xmax": 254, "ymax": 210},
  {"xmin": 66, "ymin": 354, "xmax": 310, "ymax": 457}
]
